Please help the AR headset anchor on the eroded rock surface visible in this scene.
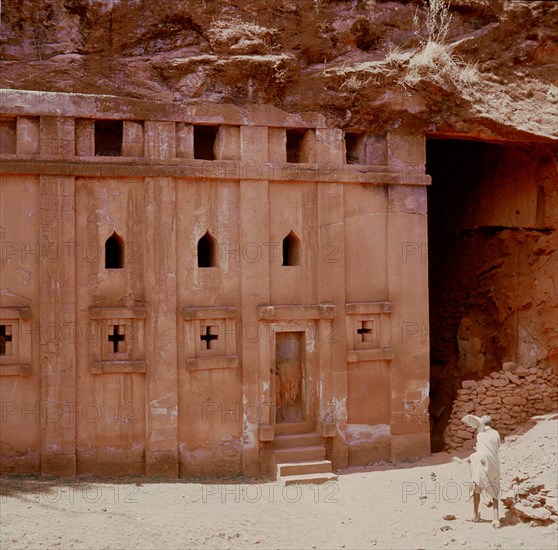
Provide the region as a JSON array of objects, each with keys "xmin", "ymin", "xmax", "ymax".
[{"xmin": 1, "ymin": 0, "xmax": 557, "ymax": 139}]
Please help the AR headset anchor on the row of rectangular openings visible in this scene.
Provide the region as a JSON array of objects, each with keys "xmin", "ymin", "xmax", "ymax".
[
  {"xmin": 90, "ymin": 121, "xmax": 224, "ymax": 160},
  {"xmin": 1, "ymin": 118, "xmax": 316, "ymax": 163},
  {"xmin": 89, "ymin": 121, "xmax": 224, "ymax": 160},
  {"xmin": 93, "ymin": 122, "xmax": 317, "ymax": 162},
  {"xmin": 195, "ymin": 126, "xmax": 318, "ymax": 163},
  {"xmin": 1, "ymin": 117, "xmax": 126, "ymax": 157},
  {"xmin": 2, "ymin": 116, "xmax": 386, "ymax": 165},
  {"xmin": 90, "ymin": 122, "xmax": 316, "ymax": 162}
]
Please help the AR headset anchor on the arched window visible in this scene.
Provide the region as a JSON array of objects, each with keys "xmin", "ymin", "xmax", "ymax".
[
  {"xmin": 282, "ymin": 231, "xmax": 301, "ymax": 266},
  {"xmin": 105, "ymin": 232, "xmax": 124, "ymax": 269},
  {"xmin": 198, "ymin": 231, "xmax": 217, "ymax": 268}
]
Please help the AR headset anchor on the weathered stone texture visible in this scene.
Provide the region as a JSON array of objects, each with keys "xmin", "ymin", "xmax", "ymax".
[
  {"xmin": 0, "ymin": 89, "xmax": 431, "ymax": 477},
  {"xmin": 444, "ymin": 366, "xmax": 558, "ymax": 450}
]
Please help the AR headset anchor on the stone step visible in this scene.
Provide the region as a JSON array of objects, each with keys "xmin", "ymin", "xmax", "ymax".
[
  {"xmin": 273, "ymin": 432, "xmax": 322, "ymax": 449},
  {"xmin": 281, "ymin": 472, "xmax": 338, "ymax": 486},
  {"xmin": 274, "ymin": 422, "xmax": 315, "ymax": 435},
  {"xmin": 273, "ymin": 445, "xmax": 326, "ymax": 463},
  {"xmin": 277, "ymin": 459, "xmax": 332, "ymax": 477}
]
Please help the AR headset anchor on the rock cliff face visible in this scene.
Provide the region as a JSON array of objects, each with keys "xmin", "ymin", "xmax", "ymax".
[
  {"xmin": 427, "ymin": 138, "xmax": 557, "ymax": 449},
  {"xmin": 1, "ymin": 0, "xmax": 557, "ymax": 140}
]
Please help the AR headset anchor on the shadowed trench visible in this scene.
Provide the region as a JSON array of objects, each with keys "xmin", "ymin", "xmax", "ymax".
[{"xmin": 425, "ymin": 137, "xmax": 554, "ymax": 452}]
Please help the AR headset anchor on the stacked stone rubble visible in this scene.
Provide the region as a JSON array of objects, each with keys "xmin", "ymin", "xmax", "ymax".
[
  {"xmin": 502, "ymin": 482, "xmax": 558, "ymax": 526},
  {"xmin": 444, "ymin": 365, "xmax": 558, "ymax": 451}
]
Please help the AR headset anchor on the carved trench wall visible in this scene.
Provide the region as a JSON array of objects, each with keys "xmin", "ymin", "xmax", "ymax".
[{"xmin": 426, "ymin": 138, "xmax": 558, "ymax": 451}]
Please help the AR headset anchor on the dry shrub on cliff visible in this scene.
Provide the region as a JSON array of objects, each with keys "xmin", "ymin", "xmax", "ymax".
[
  {"xmin": 207, "ymin": 16, "xmax": 277, "ymax": 55},
  {"xmin": 403, "ymin": 0, "xmax": 479, "ymax": 89},
  {"xmin": 329, "ymin": 0, "xmax": 477, "ymax": 97},
  {"xmin": 404, "ymin": 41, "xmax": 479, "ymax": 88},
  {"xmin": 425, "ymin": 0, "xmax": 452, "ymax": 44},
  {"xmin": 340, "ymin": 73, "xmax": 377, "ymax": 92},
  {"xmin": 384, "ymin": 46, "xmax": 409, "ymax": 66}
]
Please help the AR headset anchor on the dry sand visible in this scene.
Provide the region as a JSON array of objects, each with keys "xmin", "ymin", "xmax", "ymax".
[{"xmin": 1, "ymin": 413, "xmax": 556, "ymax": 550}]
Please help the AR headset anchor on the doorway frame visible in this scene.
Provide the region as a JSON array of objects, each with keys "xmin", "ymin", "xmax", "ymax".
[{"xmin": 270, "ymin": 323, "xmax": 317, "ymax": 428}]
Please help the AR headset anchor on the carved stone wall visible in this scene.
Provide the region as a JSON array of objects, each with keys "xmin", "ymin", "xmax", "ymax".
[{"xmin": 0, "ymin": 89, "xmax": 430, "ymax": 477}]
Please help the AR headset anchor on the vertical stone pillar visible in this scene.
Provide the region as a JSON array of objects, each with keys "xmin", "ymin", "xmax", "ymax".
[
  {"xmin": 144, "ymin": 176, "xmax": 178, "ymax": 477},
  {"xmin": 175, "ymin": 123, "xmax": 193, "ymax": 159},
  {"xmin": 301, "ymin": 130, "xmax": 317, "ymax": 163},
  {"xmin": 364, "ymin": 134, "xmax": 388, "ymax": 165},
  {"xmin": 145, "ymin": 121, "xmax": 176, "ymax": 161},
  {"xmin": 39, "ymin": 174, "xmax": 77, "ymax": 476},
  {"xmin": 214, "ymin": 126, "xmax": 240, "ymax": 160},
  {"xmin": 239, "ymin": 125, "xmax": 270, "ymax": 477},
  {"xmin": 40, "ymin": 116, "xmax": 74, "ymax": 157},
  {"xmin": 268, "ymin": 128, "xmax": 286, "ymax": 163},
  {"xmin": 386, "ymin": 132, "xmax": 430, "ymax": 461},
  {"xmin": 387, "ymin": 132, "xmax": 426, "ymax": 173},
  {"xmin": 122, "ymin": 121, "xmax": 144, "ymax": 157},
  {"xmin": 315, "ymin": 128, "xmax": 348, "ymax": 469},
  {"xmin": 74, "ymin": 119, "xmax": 95, "ymax": 156},
  {"xmin": 144, "ymin": 124, "xmax": 178, "ymax": 483}
]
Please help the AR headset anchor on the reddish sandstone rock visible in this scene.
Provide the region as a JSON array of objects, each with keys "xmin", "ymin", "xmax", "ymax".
[
  {"xmin": 503, "ymin": 396, "xmax": 524, "ymax": 406},
  {"xmin": 545, "ymin": 497, "xmax": 558, "ymax": 515},
  {"xmin": 504, "ymin": 371, "xmax": 521, "ymax": 384},
  {"xmin": 516, "ymin": 368, "xmax": 531, "ymax": 377},
  {"xmin": 513, "ymin": 502, "xmax": 552, "ymax": 522}
]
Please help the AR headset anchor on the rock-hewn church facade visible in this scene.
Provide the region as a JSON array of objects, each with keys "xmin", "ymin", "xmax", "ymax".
[{"xmin": 0, "ymin": 89, "xmax": 429, "ymax": 479}]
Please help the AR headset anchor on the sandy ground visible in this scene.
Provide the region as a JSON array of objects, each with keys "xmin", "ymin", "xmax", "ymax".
[{"xmin": 1, "ymin": 414, "xmax": 556, "ymax": 550}]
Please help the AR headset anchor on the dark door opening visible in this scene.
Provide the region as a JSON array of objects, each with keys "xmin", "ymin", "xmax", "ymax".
[{"xmin": 426, "ymin": 137, "xmax": 554, "ymax": 452}]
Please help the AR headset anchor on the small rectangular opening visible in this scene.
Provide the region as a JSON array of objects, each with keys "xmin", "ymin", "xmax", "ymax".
[
  {"xmin": 0, "ymin": 117, "xmax": 17, "ymax": 154},
  {"xmin": 193, "ymin": 125, "xmax": 218, "ymax": 160},
  {"xmin": 286, "ymin": 129, "xmax": 306, "ymax": 163},
  {"xmin": 344, "ymin": 132, "xmax": 365, "ymax": 164},
  {"xmin": 95, "ymin": 120, "xmax": 123, "ymax": 157}
]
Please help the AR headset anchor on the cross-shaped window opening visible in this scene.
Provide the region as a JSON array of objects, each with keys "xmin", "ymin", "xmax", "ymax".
[
  {"xmin": 200, "ymin": 325, "xmax": 219, "ymax": 350},
  {"xmin": 0, "ymin": 324, "xmax": 12, "ymax": 356},
  {"xmin": 357, "ymin": 320, "xmax": 374, "ymax": 343},
  {"xmin": 108, "ymin": 324, "xmax": 125, "ymax": 353}
]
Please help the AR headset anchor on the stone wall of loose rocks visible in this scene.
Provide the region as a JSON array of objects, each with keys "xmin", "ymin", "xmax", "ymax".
[{"xmin": 443, "ymin": 364, "xmax": 558, "ymax": 450}]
